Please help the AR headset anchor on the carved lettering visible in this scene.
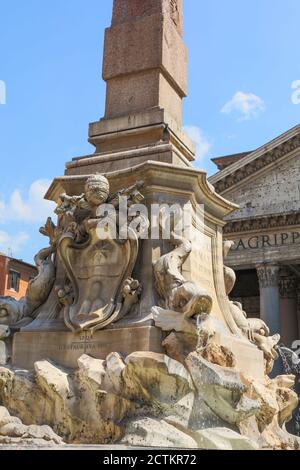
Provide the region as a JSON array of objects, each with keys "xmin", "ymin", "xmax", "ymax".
[
  {"xmin": 230, "ymin": 231, "xmax": 300, "ymax": 251},
  {"xmin": 248, "ymin": 236, "xmax": 259, "ymax": 249},
  {"xmin": 281, "ymin": 233, "xmax": 289, "ymax": 245},
  {"xmin": 292, "ymin": 231, "xmax": 300, "ymax": 243},
  {"xmin": 262, "ymin": 235, "xmax": 271, "ymax": 247}
]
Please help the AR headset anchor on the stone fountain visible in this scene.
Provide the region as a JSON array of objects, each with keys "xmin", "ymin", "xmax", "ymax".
[{"xmin": 0, "ymin": 0, "xmax": 299, "ymax": 450}]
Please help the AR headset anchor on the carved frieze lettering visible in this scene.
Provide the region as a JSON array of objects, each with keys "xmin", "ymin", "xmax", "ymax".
[{"xmin": 228, "ymin": 231, "xmax": 300, "ymax": 252}]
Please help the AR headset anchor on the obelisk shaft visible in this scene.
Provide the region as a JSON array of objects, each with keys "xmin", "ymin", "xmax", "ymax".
[
  {"xmin": 111, "ymin": 0, "xmax": 183, "ymax": 36},
  {"xmin": 67, "ymin": 0, "xmax": 195, "ymax": 175},
  {"xmin": 102, "ymin": 0, "xmax": 187, "ymax": 125}
]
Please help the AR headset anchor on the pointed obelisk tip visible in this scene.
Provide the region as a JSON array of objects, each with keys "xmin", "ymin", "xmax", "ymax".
[{"xmin": 112, "ymin": 0, "xmax": 183, "ymax": 36}]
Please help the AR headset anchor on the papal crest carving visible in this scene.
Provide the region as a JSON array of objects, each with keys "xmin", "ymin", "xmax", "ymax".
[
  {"xmin": 55, "ymin": 175, "xmax": 148, "ymax": 332},
  {"xmin": 58, "ymin": 219, "xmax": 143, "ymax": 332},
  {"xmin": 0, "ymin": 174, "xmax": 148, "ymax": 334}
]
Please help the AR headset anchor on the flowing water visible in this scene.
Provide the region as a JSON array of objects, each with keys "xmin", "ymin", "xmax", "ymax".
[{"xmin": 277, "ymin": 345, "xmax": 300, "ymax": 436}]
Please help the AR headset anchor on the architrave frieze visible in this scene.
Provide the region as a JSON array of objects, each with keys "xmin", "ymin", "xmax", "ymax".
[{"xmin": 223, "ymin": 212, "xmax": 300, "ymax": 234}]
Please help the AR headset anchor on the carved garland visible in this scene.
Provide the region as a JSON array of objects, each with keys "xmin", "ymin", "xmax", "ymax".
[{"xmin": 215, "ymin": 135, "xmax": 300, "ymax": 194}]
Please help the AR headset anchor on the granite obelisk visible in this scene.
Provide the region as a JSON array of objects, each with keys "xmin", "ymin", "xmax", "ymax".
[{"xmin": 65, "ymin": 0, "xmax": 195, "ymax": 176}]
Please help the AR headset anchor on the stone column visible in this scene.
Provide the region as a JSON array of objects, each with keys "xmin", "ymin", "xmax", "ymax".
[
  {"xmin": 256, "ymin": 264, "xmax": 280, "ymax": 335},
  {"xmin": 279, "ymin": 273, "xmax": 298, "ymax": 347},
  {"xmin": 297, "ymin": 281, "xmax": 300, "ymax": 339}
]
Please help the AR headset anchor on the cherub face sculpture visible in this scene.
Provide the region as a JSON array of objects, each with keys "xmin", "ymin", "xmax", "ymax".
[{"xmin": 84, "ymin": 174, "xmax": 110, "ymax": 208}]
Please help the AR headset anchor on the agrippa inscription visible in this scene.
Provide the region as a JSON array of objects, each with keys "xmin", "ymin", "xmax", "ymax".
[{"xmin": 230, "ymin": 231, "xmax": 300, "ymax": 251}]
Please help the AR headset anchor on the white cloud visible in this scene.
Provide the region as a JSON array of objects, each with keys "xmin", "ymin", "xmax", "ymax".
[
  {"xmin": 0, "ymin": 80, "xmax": 6, "ymax": 105},
  {"xmin": 0, "ymin": 180, "xmax": 55, "ymax": 224},
  {"xmin": 184, "ymin": 126, "xmax": 211, "ymax": 164},
  {"xmin": 221, "ymin": 91, "xmax": 265, "ymax": 120},
  {"xmin": 0, "ymin": 230, "xmax": 29, "ymax": 256}
]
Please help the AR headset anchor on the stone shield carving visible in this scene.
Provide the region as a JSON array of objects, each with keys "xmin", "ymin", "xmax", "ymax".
[{"xmin": 58, "ymin": 220, "xmax": 142, "ymax": 333}]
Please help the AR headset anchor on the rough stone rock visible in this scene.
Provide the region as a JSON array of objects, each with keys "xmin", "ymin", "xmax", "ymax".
[
  {"xmin": 268, "ymin": 375, "xmax": 298, "ymax": 427},
  {"xmin": 202, "ymin": 343, "xmax": 236, "ymax": 368},
  {"xmin": 186, "ymin": 352, "xmax": 260, "ymax": 425},
  {"xmin": 162, "ymin": 332, "xmax": 197, "ymax": 364},
  {"xmin": 0, "ymin": 351, "xmax": 298, "ymax": 449},
  {"xmin": 122, "ymin": 417, "xmax": 198, "ymax": 449},
  {"xmin": 124, "ymin": 351, "xmax": 194, "ymax": 401},
  {"xmin": 103, "ymin": 352, "xmax": 126, "ymax": 393},
  {"xmin": 0, "ymin": 406, "xmax": 62, "ymax": 446},
  {"xmin": 0, "ymin": 341, "xmax": 8, "ymax": 366},
  {"xmin": 77, "ymin": 354, "xmax": 106, "ymax": 390},
  {"xmin": 0, "ymin": 362, "xmax": 120, "ymax": 443},
  {"xmin": 164, "ymin": 392, "xmax": 195, "ymax": 428},
  {"xmin": 243, "ymin": 377, "xmax": 279, "ymax": 430},
  {"xmin": 192, "ymin": 427, "xmax": 259, "ymax": 450},
  {"xmin": 238, "ymin": 415, "xmax": 262, "ymax": 444},
  {"xmin": 260, "ymin": 417, "xmax": 300, "ymax": 450},
  {"xmin": 122, "ymin": 419, "xmax": 258, "ymax": 450}
]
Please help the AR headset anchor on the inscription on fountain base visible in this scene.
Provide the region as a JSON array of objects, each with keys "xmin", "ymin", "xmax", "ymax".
[{"xmin": 12, "ymin": 326, "xmax": 163, "ymax": 369}]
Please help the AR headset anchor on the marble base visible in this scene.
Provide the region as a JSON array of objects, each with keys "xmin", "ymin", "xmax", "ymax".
[{"xmin": 12, "ymin": 326, "xmax": 164, "ymax": 369}]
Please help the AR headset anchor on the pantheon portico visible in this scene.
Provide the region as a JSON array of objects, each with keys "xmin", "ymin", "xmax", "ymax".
[{"xmin": 209, "ymin": 125, "xmax": 300, "ymax": 348}]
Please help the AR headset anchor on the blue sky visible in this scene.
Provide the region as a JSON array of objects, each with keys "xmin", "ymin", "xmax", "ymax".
[{"xmin": 0, "ymin": 0, "xmax": 300, "ymax": 264}]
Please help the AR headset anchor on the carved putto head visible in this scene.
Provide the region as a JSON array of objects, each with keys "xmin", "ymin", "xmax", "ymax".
[{"xmin": 84, "ymin": 174, "xmax": 110, "ymax": 207}]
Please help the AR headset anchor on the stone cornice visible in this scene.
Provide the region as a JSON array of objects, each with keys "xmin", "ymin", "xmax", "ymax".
[
  {"xmin": 45, "ymin": 161, "xmax": 238, "ymax": 223},
  {"xmin": 223, "ymin": 212, "xmax": 300, "ymax": 234},
  {"xmin": 209, "ymin": 125, "xmax": 300, "ymax": 193}
]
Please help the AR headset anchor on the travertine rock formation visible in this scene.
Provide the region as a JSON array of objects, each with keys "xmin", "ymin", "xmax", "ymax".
[
  {"xmin": 0, "ymin": 406, "xmax": 62, "ymax": 446},
  {"xmin": 0, "ymin": 350, "xmax": 299, "ymax": 449}
]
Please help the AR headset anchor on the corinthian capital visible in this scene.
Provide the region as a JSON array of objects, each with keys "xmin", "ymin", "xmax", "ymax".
[
  {"xmin": 279, "ymin": 276, "xmax": 297, "ymax": 299},
  {"xmin": 256, "ymin": 264, "xmax": 279, "ymax": 288}
]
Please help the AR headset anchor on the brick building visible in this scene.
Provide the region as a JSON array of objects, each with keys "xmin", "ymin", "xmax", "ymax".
[{"xmin": 0, "ymin": 253, "xmax": 37, "ymax": 300}]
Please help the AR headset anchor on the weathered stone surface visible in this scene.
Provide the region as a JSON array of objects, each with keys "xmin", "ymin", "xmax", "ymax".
[
  {"xmin": 186, "ymin": 352, "xmax": 260, "ymax": 425},
  {"xmin": 0, "ymin": 353, "xmax": 195, "ymax": 445},
  {"xmin": 124, "ymin": 351, "xmax": 194, "ymax": 401},
  {"xmin": 103, "ymin": 0, "xmax": 187, "ymax": 125},
  {"xmin": 0, "ymin": 349, "xmax": 299, "ymax": 449},
  {"xmin": 192, "ymin": 427, "xmax": 259, "ymax": 450},
  {"xmin": 122, "ymin": 419, "xmax": 259, "ymax": 450},
  {"xmin": 241, "ymin": 375, "xmax": 278, "ymax": 430},
  {"xmin": 122, "ymin": 417, "xmax": 197, "ymax": 449},
  {"xmin": 0, "ymin": 341, "xmax": 8, "ymax": 366},
  {"xmin": 77, "ymin": 354, "xmax": 106, "ymax": 390},
  {"xmin": 0, "ymin": 406, "xmax": 62, "ymax": 446},
  {"xmin": 162, "ymin": 332, "xmax": 197, "ymax": 364},
  {"xmin": 202, "ymin": 343, "xmax": 236, "ymax": 368}
]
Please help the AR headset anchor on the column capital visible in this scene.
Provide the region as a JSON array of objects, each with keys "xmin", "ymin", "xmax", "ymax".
[
  {"xmin": 256, "ymin": 263, "xmax": 280, "ymax": 288},
  {"xmin": 279, "ymin": 276, "xmax": 297, "ymax": 299}
]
